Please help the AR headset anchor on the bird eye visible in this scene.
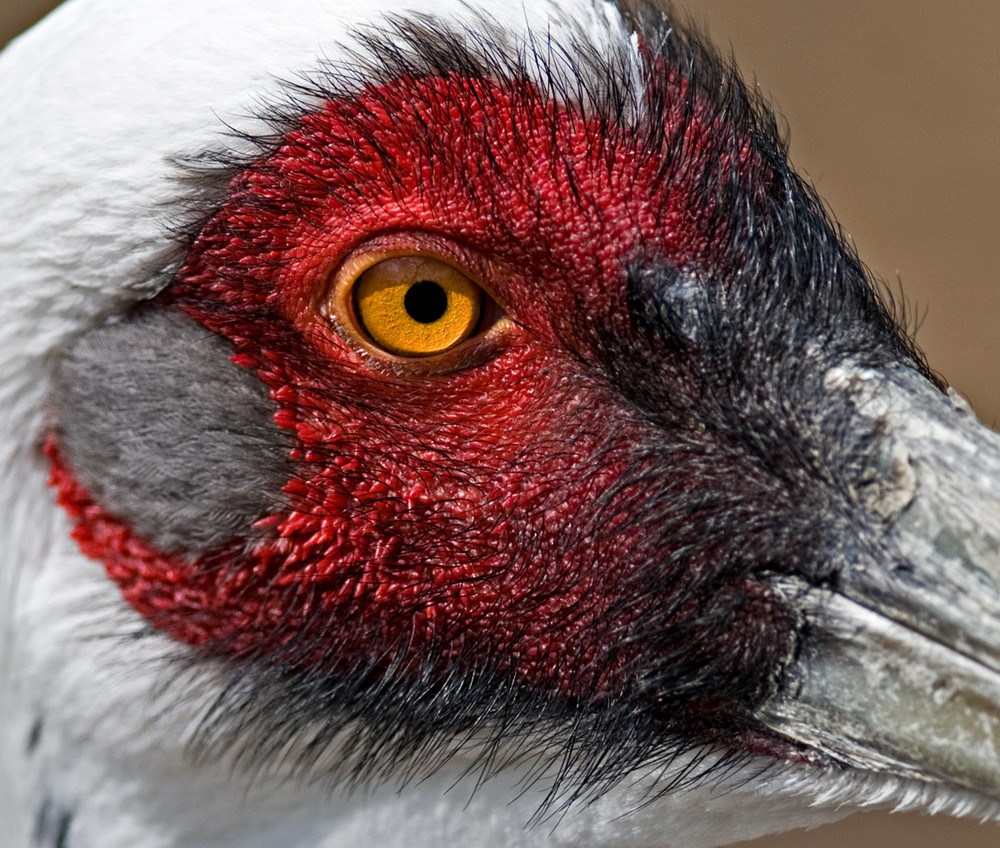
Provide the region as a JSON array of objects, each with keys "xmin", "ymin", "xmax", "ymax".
[{"xmin": 350, "ymin": 256, "xmax": 484, "ymax": 357}]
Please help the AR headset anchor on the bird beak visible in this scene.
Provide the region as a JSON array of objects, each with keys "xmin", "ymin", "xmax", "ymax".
[{"xmin": 759, "ymin": 364, "xmax": 1000, "ymax": 800}]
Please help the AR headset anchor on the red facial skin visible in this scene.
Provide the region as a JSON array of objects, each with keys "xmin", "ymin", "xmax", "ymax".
[{"xmin": 50, "ymin": 71, "xmax": 779, "ymax": 705}]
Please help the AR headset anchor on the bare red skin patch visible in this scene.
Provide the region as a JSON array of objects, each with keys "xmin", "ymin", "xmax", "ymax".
[{"xmin": 50, "ymin": 73, "xmax": 777, "ymax": 703}]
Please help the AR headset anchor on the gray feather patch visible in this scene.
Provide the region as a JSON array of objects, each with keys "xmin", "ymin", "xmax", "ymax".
[{"xmin": 52, "ymin": 309, "xmax": 294, "ymax": 553}]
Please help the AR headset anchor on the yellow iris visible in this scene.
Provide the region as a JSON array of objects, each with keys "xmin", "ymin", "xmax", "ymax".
[{"xmin": 354, "ymin": 256, "xmax": 483, "ymax": 356}]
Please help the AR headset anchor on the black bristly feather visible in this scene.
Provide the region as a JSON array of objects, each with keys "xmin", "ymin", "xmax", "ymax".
[{"xmin": 97, "ymin": 0, "xmax": 939, "ymax": 820}]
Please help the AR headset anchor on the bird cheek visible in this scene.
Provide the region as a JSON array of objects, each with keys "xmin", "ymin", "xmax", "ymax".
[{"xmin": 46, "ymin": 302, "xmax": 653, "ymax": 704}]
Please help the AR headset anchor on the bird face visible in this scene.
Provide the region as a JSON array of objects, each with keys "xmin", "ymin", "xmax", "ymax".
[
  {"xmin": 50, "ymin": 60, "xmax": 806, "ymax": 762},
  {"xmin": 6, "ymin": 1, "xmax": 1000, "ymax": 845}
]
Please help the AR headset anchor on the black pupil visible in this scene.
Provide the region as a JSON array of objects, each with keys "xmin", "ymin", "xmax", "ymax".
[{"xmin": 404, "ymin": 280, "xmax": 449, "ymax": 324}]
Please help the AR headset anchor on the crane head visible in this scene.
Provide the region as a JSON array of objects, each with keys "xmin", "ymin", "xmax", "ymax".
[{"xmin": 3, "ymin": 1, "xmax": 1000, "ymax": 846}]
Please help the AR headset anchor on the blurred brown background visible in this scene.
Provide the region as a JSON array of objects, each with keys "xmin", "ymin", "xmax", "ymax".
[{"xmin": 3, "ymin": 1, "xmax": 1000, "ymax": 846}]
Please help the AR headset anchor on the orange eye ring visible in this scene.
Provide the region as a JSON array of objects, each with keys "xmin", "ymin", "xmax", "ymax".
[{"xmin": 350, "ymin": 256, "xmax": 484, "ymax": 357}]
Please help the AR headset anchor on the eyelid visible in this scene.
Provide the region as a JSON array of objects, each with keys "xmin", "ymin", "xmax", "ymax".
[{"xmin": 323, "ymin": 239, "xmax": 512, "ymax": 372}]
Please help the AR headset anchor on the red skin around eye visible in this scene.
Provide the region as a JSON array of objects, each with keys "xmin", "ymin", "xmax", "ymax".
[{"xmin": 51, "ymin": 71, "xmax": 774, "ymax": 703}]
